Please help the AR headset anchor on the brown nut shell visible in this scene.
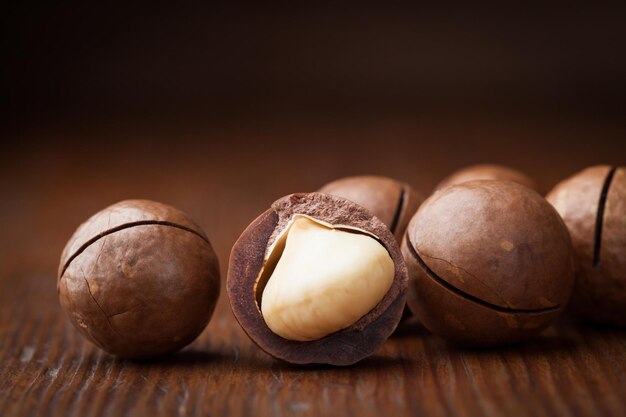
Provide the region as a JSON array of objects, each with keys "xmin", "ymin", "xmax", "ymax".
[
  {"xmin": 436, "ymin": 164, "xmax": 538, "ymax": 192},
  {"xmin": 319, "ymin": 175, "xmax": 423, "ymax": 242},
  {"xmin": 58, "ymin": 200, "xmax": 220, "ymax": 359},
  {"xmin": 402, "ymin": 180, "xmax": 574, "ymax": 347},
  {"xmin": 547, "ymin": 166, "xmax": 626, "ymax": 326},
  {"xmin": 227, "ymin": 193, "xmax": 408, "ymax": 365}
]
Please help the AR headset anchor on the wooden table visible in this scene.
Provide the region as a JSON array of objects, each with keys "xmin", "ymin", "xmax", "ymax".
[{"xmin": 1, "ymin": 115, "xmax": 625, "ymax": 417}]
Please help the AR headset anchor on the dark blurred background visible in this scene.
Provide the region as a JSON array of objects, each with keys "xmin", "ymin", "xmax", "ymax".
[
  {"xmin": 1, "ymin": 3, "xmax": 625, "ymax": 280},
  {"xmin": 3, "ymin": 4, "xmax": 626, "ymax": 126}
]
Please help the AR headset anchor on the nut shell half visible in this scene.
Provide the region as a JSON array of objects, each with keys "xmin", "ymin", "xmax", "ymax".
[{"xmin": 227, "ymin": 193, "xmax": 408, "ymax": 365}]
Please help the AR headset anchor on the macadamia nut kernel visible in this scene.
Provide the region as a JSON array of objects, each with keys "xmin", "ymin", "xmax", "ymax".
[{"xmin": 260, "ymin": 215, "xmax": 394, "ymax": 341}]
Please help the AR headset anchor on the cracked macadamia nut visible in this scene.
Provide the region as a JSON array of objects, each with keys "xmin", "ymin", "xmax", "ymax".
[
  {"xmin": 436, "ymin": 164, "xmax": 538, "ymax": 192},
  {"xmin": 319, "ymin": 175, "xmax": 423, "ymax": 241},
  {"xmin": 547, "ymin": 166, "xmax": 626, "ymax": 326},
  {"xmin": 402, "ymin": 180, "xmax": 574, "ymax": 347},
  {"xmin": 227, "ymin": 193, "xmax": 407, "ymax": 365},
  {"xmin": 57, "ymin": 200, "xmax": 220, "ymax": 359}
]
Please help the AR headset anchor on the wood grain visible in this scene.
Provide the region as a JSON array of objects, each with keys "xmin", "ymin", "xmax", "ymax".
[{"xmin": 1, "ymin": 117, "xmax": 625, "ymax": 417}]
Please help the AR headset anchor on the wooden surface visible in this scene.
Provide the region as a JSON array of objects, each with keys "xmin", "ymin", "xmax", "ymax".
[{"xmin": 1, "ymin": 116, "xmax": 626, "ymax": 417}]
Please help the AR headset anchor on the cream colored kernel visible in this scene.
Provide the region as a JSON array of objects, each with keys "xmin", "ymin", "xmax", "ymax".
[{"xmin": 261, "ymin": 216, "xmax": 394, "ymax": 341}]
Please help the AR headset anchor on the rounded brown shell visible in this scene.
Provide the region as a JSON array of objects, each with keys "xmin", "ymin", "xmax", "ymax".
[
  {"xmin": 319, "ymin": 175, "xmax": 423, "ymax": 241},
  {"xmin": 57, "ymin": 200, "xmax": 220, "ymax": 359},
  {"xmin": 402, "ymin": 180, "xmax": 574, "ymax": 346},
  {"xmin": 227, "ymin": 193, "xmax": 408, "ymax": 365},
  {"xmin": 436, "ymin": 164, "xmax": 538, "ymax": 192},
  {"xmin": 546, "ymin": 166, "xmax": 626, "ymax": 326}
]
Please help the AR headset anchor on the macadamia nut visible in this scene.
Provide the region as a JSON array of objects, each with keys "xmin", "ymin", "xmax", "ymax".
[
  {"xmin": 547, "ymin": 166, "xmax": 626, "ymax": 325},
  {"xmin": 402, "ymin": 180, "xmax": 574, "ymax": 346},
  {"xmin": 58, "ymin": 200, "xmax": 220, "ymax": 359},
  {"xmin": 227, "ymin": 192, "xmax": 407, "ymax": 365}
]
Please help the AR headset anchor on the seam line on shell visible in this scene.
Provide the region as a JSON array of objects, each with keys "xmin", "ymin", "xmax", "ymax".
[
  {"xmin": 405, "ymin": 236, "xmax": 560, "ymax": 314},
  {"xmin": 593, "ymin": 166, "xmax": 617, "ymax": 268},
  {"xmin": 60, "ymin": 220, "xmax": 210, "ymax": 278},
  {"xmin": 420, "ymin": 252, "xmax": 511, "ymax": 308},
  {"xmin": 389, "ymin": 186, "xmax": 406, "ymax": 235}
]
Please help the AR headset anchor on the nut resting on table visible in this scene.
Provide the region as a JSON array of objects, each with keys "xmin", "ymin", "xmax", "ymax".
[
  {"xmin": 402, "ymin": 180, "xmax": 575, "ymax": 347},
  {"xmin": 547, "ymin": 165, "xmax": 626, "ymax": 326},
  {"xmin": 57, "ymin": 200, "xmax": 220, "ymax": 360},
  {"xmin": 227, "ymin": 192, "xmax": 408, "ymax": 366}
]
